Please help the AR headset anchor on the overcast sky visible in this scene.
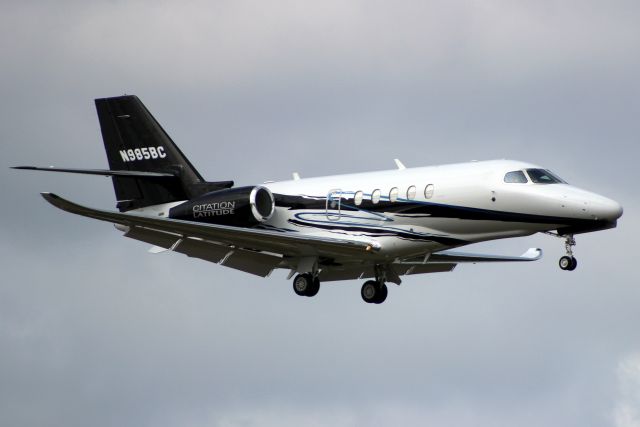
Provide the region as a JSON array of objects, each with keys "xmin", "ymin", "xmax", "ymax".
[{"xmin": 1, "ymin": 1, "xmax": 639, "ymax": 426}]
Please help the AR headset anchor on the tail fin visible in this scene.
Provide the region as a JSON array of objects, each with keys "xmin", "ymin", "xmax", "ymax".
[{"xmin": 95, "ymin": 95, "xmax": 232, "ymax": 211}]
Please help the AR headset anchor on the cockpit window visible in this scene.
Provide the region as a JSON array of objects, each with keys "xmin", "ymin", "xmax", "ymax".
[
  {"xmin": 504, "ymin": 170, "xmax": 528, "ymax": 183},
  {"xmin": 525, "ymin": 169, "xmax": 567, "ymax": 184}
]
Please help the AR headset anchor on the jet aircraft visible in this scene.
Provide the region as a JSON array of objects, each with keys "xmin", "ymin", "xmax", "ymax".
[{"xmin": 14, "ymin": 95, "xmax": 624, "ymax": 304}]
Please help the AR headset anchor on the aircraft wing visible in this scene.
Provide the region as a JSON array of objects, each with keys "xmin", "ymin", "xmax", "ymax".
[
  {"xmin": 318, "ymin": 248, "xmax": 542, "ymax": 283},
  {"xmin": 366, "ymin": 247, "xmax": 543, "ymax": 284},
  {"xmin": 41, "ymin": 193, "xmax": 542, "ymax": 281},
  {"xmin": 41, "ymin": 193, "xmax": 376, "ymax": 265},
  {"xmin": 427, "ymin": 247, "xmax": 542, "ymax": 263}
]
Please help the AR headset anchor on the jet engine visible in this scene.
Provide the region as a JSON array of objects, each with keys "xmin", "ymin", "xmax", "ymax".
[{"xmin": 169, "ymin": 186, "xmax": 275, "ymax": 227}]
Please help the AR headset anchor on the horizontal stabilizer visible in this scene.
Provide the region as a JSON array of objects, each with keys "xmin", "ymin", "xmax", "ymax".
[
  {"xmin": 12, "ymin": 166, "xmax": 175, "ymax": 178},
  {"xmin": 13, "ymin": 166, "xmax": 235, "ymax": 201}
]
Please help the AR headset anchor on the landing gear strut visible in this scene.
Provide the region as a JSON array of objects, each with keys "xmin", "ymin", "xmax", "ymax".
[
  {"xmin": 293, "ymin": 273, "xmax": 320, "ymax": 297},
  {"xmin": 544, "ymin": 232, "xmax": 578, "ymax": 271},
  {"xmin": 553, "ymin": 233, "xmax": 578, "ymax": 271}
]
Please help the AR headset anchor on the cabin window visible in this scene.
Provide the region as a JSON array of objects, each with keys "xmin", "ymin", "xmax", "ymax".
[
  {"xmin": 371, "ymin": 189, "xmax": 381, "ymax": 204},
  {"xmin": 406, "ymin": 185, "xmax": 416, "ymax": 200},
  {"xmin": 354, "ymin": 191, "xmax": 363, "ymax": 206},
  {"xmin": 389, "ymin": 187, "xmax": 399, "ymax": 202},
  {"xmin": 424, "ymin": 184, "xmax": 434, "ymax": 199},
  {"xmin": 525, "ymin": 169, "xmax": 566, "ymax": 184},
  {"xmin": 504, "ymin": 170, "xmax": 528, "ymax": 183}
]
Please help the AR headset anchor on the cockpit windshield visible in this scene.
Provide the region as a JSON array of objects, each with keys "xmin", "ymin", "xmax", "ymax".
[
  {"xmin": 525, "ymin": 169, "xmax": 567, "ymax": 184},
  {"xmin": 504, "ymin": 170, "xmax": 528, "ymax": 183}
]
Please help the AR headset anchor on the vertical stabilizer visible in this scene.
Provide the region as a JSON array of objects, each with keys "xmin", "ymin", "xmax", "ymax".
[{"xmin": 95, "ymin": 95, "xmax": 204, "ymax": 211}]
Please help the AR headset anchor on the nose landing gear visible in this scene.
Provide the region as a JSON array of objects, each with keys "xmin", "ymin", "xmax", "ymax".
[
  {"xmin": 544, "ymin": 232, "xmax": 578, "ymax": 271},
  {"xmin": 559, "ymin": 234, "xmax": 577, "ymax": 271}
]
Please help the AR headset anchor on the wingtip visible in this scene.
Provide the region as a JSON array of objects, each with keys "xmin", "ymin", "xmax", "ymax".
[
  {"xmin": 40, "ymin": 192, "xmax": 60, "ymax": 205},
  {"xmin": 522, "ymin": 247, "xmax": 543, "ymax": 260}
]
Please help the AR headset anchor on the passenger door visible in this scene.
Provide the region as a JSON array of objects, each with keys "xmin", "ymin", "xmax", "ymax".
[{"xmin": 326, "ymin": 189, "xmax": 342, "ymax": 221}]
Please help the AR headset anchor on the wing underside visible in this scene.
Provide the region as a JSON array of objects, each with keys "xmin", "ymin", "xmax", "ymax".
[{"xmin": 317, "ymin": 248, "xmax": 541, "ymax": 283}]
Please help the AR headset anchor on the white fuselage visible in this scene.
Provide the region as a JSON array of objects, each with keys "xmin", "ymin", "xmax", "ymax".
[
  {"xmin": 261, "ymin": 159, "xmax": 622, "ymax": 260},
  {"xmin": 132, "ymin": 159, "xmax": 622, "ymax": 263}
]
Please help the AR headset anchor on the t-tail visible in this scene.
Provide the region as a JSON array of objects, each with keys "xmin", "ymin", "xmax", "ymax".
[{"xmin": 14, "ymin": 95, "xmax": 233, "ymax": 211}]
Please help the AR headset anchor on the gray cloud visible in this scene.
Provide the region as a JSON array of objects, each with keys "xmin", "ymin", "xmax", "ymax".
[{"xmin": 1, "ymin": 1, "xmax": 639, "ymax": 426}]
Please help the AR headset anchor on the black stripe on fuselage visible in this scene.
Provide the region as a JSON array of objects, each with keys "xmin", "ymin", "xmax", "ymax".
[
  {"xmin": 287, "ymin": 218, "xmax": 469, "ymax": 245},
  {"xmin": 274, "ymin": 194, "xmax": 601, "ymax": 228}
]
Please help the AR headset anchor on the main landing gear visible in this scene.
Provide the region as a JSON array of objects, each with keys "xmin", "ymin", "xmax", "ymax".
[
  {"xmin": 292, "ymin": 273, "xmax": 320, "ymax": 297},
  {"xmin": 545, "ymin": 232, "xmax": 578, "ymax": 271},
  {"xmin": 360, "ymin": 264, "xmax": 391, "ymax": 304},
  {"xmin": 361, "ymin": 280, "xmax": 388, "ymax": 304},
  {"xmin": 292, "ymin": 265, "xmax": 392, "ymax": 304}
]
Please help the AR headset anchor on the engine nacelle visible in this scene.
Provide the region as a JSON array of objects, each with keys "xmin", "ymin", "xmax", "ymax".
[{"xmin": 169, "ymin": 186, "xmax": 275, "ymax": 227}]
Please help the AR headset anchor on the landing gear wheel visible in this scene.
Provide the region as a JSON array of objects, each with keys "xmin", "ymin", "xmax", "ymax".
[
  {"xmin": 361, "ymin": 280, "xmax": 378, "ymax": 303},
  {"xmin": 361, "ymin": 280, "xmax": 387, "ymax": 304},
  {"xmin": 306, "ymin": 277, "xmax": 320, "ymax": 297},
  {"xmin": 293, "ymin": 273, "xmax": 312, "ymax": 296},
  {"xmin": 559, "ymin": 256, "xmax": 577, "ymax": 271},
  {"xmin": 293, "ymin": 274, "xmax": 320, "ymax": 297},
  {"xmin": 374, "ymin": 283, "xmax": 388, "ymax": 304}
]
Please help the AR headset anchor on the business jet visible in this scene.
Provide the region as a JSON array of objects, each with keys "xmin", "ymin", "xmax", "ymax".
[{"xmin": 13, "ymin": 95, "xmax": 623, "ymax": 304}]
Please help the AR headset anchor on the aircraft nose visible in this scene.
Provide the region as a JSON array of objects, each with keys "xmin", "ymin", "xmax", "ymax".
[
  {"xmin": 591, "ymin": 196, "xmax": 623, "ymax": 221},
  {"xmin": 606, "ymin": 199, "xmax": 623, "ymax": 220}
]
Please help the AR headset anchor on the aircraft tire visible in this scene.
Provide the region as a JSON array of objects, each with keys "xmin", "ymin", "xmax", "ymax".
[
  {"xmin": 559, "ymin": 256, "xmax": 577, "ymax": 271},
  {"xmin": 306, "ymin": 277, "xmax": 320, "ymax": 297},
  {"xmin": 374, "ymin": 283, "xmax": 388, "ymax": 304},
  {"xmin": 293, "ymin": 273, "xmax": 312, "ymax": 296},
  {"xmin": 361, "ymin": 280, "xmax": 379, "ymax": 303}
]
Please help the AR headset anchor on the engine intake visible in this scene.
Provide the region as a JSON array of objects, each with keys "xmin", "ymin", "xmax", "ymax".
[{"xmin": 169, "ymin": 186, "xmax": 275, "ymax": 226}]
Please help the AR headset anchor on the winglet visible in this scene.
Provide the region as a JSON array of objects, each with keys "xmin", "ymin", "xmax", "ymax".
[
  {"xmin": 394, "ymin": 159, "xmax": 406, "ymax": 170},
  {"xmin": 520, "ymin": 248, "xmax": 543, "ymax": 260},
  {"xmin": 41, "ymin": 192, "xmax": 62, "ymax": 207}
]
